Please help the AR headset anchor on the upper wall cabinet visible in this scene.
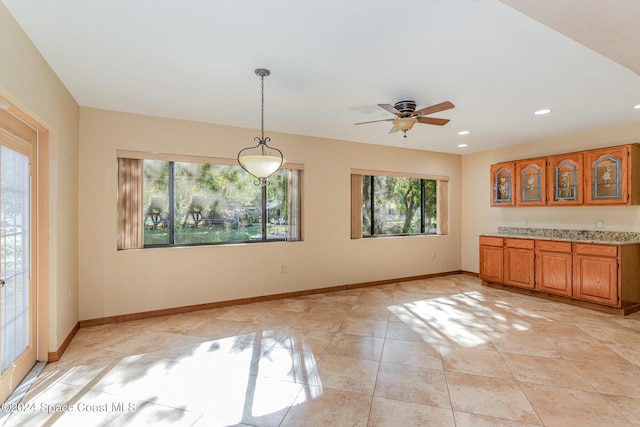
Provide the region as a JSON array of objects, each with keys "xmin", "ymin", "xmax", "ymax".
[
  {"xmin": 584, "ymin": 145, "xmax": 640, "ymax": 205},
  {"xmin": 515, "ymin": 158, "xmax": 546, "ymax": 206},
  {"xmin": 490, "ymin": 162, "xmax": 515, "ymax": 207},
  {"xmin": 490, "ymin": 144, "xmax": 639, "ymax": 207},
  {"xmin": 547, "ymin": 153, "xmax": 583, "ymax": 205}
]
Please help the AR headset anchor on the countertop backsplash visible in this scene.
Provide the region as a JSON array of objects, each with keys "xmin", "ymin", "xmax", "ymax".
[{"xmin": 482, "ymin": 227, "xmax": 640, "ymax": 245}]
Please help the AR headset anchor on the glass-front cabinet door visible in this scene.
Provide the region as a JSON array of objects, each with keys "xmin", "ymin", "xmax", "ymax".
[
  {"xmin": 490, "ymin": 162, "xmax": 515, "ymax": 206},
  {"xmin": 515, "ymin": 158, "xmax": 546, "ymax": 206},
  {"xmin": 584, "ymin": 146, "xmax": 629, "ymax": 205},
  {"xmin": 547, "ymin": 153, "xmax": 583, "ymax": 205}
]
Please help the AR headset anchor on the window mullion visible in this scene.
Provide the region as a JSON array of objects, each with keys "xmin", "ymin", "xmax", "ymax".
[
  {"xmin": 420, "ymin": 179, "xmax": 425, "ymax": 234},
  {"xmin": 370, "ymin": 176, "xmax": 375, "ymax": 236},
  {"xmin": 261, "ymin": 184, "xmax": 267, "ymax": 240},
  {"xmin": 169, "ymin": 161, "xmax": 175, "ymax": 244}
]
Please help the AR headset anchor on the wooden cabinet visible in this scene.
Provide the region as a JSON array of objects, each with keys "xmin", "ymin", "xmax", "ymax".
[
  {"xmin": 490, "ymin": 144, "xmax": 639, "ymax": 207},
  {"xmin": 479, "ymin": 236, "xmax": 640, "ymax": 314},
  {"xmin": 547, "ymin": 153, "xmax": 583, "ymax": 205},
  {"xmin": 535, "ymin": 240, "xmax": 572, "ymax": 297},
  {"xmin": 479, "ymin": 236, "xmax": 503, "ymax": 283},
  {"xmin": 503, "ymin": 238, "xmax": 535, "ymax": 289},
  {"xmin": 573, "ymin": 243, "xmax": 619, "ymax": 306},
  {"xmin": 584, "ymin": 146, "xmax": 631, "ymax": 205},
  {"xmin": 490, "ymin": 162, "xmax": 515, "ymax": 207},
  {"xmin": 515, "ymin": 158, "xmax": 546, "ymax": 206}
]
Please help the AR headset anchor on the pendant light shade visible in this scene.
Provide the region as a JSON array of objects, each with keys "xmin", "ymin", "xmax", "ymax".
[
  {"xmin": 238, "ymin": 154, "xmax": 283, "ymax": 179},
  {"xmin": 238, "ymin": 68, "xmax": 285, "ymax": 185}
]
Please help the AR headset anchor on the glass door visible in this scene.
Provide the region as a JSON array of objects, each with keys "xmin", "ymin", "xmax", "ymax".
[{"xmin": 0, "ymin": 119, "xmax": 36, "ymax": 403}]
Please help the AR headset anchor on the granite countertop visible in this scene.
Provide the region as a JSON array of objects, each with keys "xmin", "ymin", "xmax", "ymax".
[{"xmin": 481, "ymin": 227, "xmax": 640, "ymax": 245}]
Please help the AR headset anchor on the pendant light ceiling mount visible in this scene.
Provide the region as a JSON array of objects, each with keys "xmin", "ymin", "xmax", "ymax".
[
  {"xmin": 255, "ymin": 68, "xmax": 270, "ymax": 78},
  {"xmin": 237, "ymin": 68, "xmax": 285, "ymax": 186}
]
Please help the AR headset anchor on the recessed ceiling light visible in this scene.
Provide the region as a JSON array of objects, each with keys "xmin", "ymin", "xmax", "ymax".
[
  {"xmin": 534, "ymin": 109, "xmax": 552, "ymax": 115},
  {"xmin": 458, "ymin": 130, "xmax": 470, "ymax": 135},
  {"xmin": 457, "ymin": 143, "xmax": 468, "ymax": 148},
  {"xmin": 634, "ymin": 104, "xmax": 640, "ymax": 109}
]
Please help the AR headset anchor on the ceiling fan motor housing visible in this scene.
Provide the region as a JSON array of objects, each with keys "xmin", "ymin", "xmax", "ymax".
[{"xmin": 394, "ymin": 100, "xmax": 417, "ymax": 116}]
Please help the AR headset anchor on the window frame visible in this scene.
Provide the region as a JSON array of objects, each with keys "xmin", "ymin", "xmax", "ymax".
[
  {"xmin": 351, "ymin": 169, "xmax": 449, "ymax": 239},
  {"xmin": 117, "ymin": 150, "xmax": 303, "ymax": 249}
]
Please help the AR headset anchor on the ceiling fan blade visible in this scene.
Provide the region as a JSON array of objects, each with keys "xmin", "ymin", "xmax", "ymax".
[
  {"xmin": 378, "ymin": 103, "xmax": 402, "ymax": 116},
  {"xmin": 388, "ymin": 126, "xmax": 399, "ymax": 134},
  {"xmin": 354, "ymin": 118, "xmax": 394, "ymax": 125},
  {"xmin": 413, "ymin": 101, "xmax": 455, "ymax": 117},
  {"xmin": 417, "ymin": 116, "xmax": 450, "ymax": 126}
]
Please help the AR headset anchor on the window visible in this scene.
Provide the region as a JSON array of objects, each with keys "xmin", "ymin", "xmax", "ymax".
[
  {"xmin": 351, "ymin": 170, "xmax": 448, "ymax": 238},
  {"xmin": 117, "ymin": 151, "xmax": 301, "ymax": 249}
]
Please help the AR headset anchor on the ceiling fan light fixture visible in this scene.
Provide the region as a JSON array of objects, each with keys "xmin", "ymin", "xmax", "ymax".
[
  {"xmin": 392, "ymin": 117, "xmax": 417, "ymax": 131},
  {"xmin": 355, "ymin": 100, "xmax": 454, "ymax": 138},
  {"xmin": 237, "ymin": 68, "xmax": 286, "ymax": 186}
]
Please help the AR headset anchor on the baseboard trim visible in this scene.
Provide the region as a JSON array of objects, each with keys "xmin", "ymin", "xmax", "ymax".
[
  {"xmin": 47, "ymin": 322, "xmax": 79, "ymax": 362},
  {"xmin": 80, "ymin": 270, "xmax": 467, "ymax": 328}
]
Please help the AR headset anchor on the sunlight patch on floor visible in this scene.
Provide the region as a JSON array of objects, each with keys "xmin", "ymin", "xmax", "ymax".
[{"xmin": 388, "ymin": 291, "xmax": 538, "ymax": 347}]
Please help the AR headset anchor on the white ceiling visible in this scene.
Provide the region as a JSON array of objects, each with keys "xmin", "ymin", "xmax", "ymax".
[{"xmin": 3, "ymin": 0, "xmax": 640, "ymax": 154}]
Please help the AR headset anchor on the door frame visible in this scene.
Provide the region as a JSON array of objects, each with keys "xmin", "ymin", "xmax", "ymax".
[{"xmin": 0, "ymin": 96, "xmax": 50, "ymax": 367}]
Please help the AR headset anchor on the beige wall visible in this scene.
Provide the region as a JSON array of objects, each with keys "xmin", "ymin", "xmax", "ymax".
[
  {"xmin": 11, "ymin": 0, "xmax": 639, "ymax": 336},
  {"xmin": 78, "ymin": 107, "xmax": 462, "ymax": 320},
  {"xmin": 0, "ymin": 3, "xmax": 80, "ymax": 351},
  {"xmin": 461, "ymin": 121, "xmax": 640, "ymax": 273}
]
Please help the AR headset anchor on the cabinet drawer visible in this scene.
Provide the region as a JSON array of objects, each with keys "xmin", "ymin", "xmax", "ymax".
[
  {"xmin": 574, "ymin": 243, "xmax": 618, "ymax": 257},
  {"xmin": 504, "ymin": 238, "xmax": 534, "ymax": 249},
  {"xmin": 536, "ymin": 240, "xmax": 572, "ymax": 253},
  {"xmin": 480, "ymin": 236, "xmax": 503, "ymax": 247}
]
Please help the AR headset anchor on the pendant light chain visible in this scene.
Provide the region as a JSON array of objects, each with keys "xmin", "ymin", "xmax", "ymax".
[{"xmin": 260, "ymin": 73, "xmax": 265, "ymax": 142}]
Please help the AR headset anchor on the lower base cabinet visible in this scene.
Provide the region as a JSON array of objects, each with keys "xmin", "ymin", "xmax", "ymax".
[
  {"xmin": 479, "ymin": 237, "xmax": 503, "ymax": 283},
  {"xmin": 574, "ymin": 254, "xmax": 618, "ymax": 306},
  {"xmin": 536, "ymin": 241, "xmax": 573, "ymax": 297},
  {"xmin": 479, "ymin": 236, "xmax": 640, "ymax": 311},
  {"xmin": 573, "ymin": 243, "xmax": 619, "ymax": 306},
  {"xmin": 503, "ymin": 238, "xmax": 534, "ymax": 289}
]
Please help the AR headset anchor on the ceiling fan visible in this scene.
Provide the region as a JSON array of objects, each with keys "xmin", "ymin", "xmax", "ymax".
[{"xmin": 355, "ymin": 100, "xmax": 455, "ymax": 137}]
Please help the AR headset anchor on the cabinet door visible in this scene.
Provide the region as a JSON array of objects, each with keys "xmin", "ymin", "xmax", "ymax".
[
  {"xmin": 536, "ymin": 251, "xmax": 572, "ymax": 296},
  {"xmin": 515, "ymin": 158, "xmax": 546, "ymax": 205},
  {"xmin": 490, "ymin": 162, "xmax": 515, "ymax": 206},
  {"xmin": 480, "ymin": 245, "xmax": 504, "ymax": 283},
  {"xmin": 573, "ymin": 255, "xmax": 619, "ymax": 306},
  {"xmin": 504, "ymin": 247, "xmax": 535, "ymax": 289},
  {"xmin": 584, "ymin": 146, "xmax": 629, "ymax": 205},
  {"xmin": 547, "ymin": 153, "xmax": 583, "ymax": 205}
]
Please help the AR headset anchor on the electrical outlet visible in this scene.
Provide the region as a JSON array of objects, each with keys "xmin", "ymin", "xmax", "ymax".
[
  {"xmin": 594, "ymin": 219, "xmax": 604, "ymax": 230},
  {"xmin": 280, "ymin": 264, "xmax": 287, "ymax": 273},
  {"xmin": 431, "ymin": 251, "xmax": 436, "ymax": 259}
]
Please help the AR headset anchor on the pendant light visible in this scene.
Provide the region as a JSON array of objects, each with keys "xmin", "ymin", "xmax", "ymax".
[{"xmin": 237, "ymin": 68, "xmax": 285, "ymax": 186}]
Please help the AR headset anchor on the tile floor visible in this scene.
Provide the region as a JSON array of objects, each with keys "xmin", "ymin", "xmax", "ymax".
[{"xmin": 4, "ymin": 274, "xmax": 640, "ymax": 426}]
